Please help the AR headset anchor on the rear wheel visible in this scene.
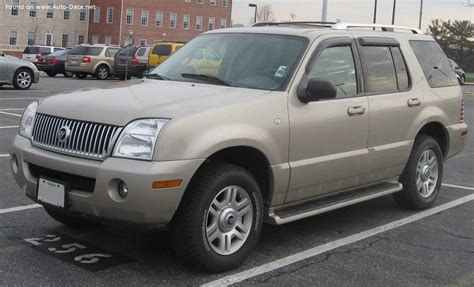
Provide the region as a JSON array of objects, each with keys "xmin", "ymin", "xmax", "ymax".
[
  {"xmin": 44, "ymin": 207, "xmax": 96, "ymax": 228},
  {"xmin": 394, "ymin": 136, "xmax": 443, "ymax": 210},
  {"xmin": 171, "ymin": 163, "xmax": 263, "ymax": 273},
  {"xmin": 95, "ymin": 65, "xmax": 109, "ymax": 80},
  {"xmin": 13, "ymin": 68, "xmax": 33, "ymax": 90}
]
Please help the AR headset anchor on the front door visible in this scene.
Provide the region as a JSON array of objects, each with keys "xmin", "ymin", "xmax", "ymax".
[{"xmin": 287, "ymin": 37, "xmax": 370, "ymax": 203}]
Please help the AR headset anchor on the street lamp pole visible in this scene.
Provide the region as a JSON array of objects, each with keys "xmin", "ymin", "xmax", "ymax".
[
  {"xmin": 373, "ymin": 0, "xmax": 378, "ymax": 23},
  {"xmin": 418, "ymin": 0, "xmax": 424, "ymax": 29},
  {"xmin": 391, "ymin": 0, "xmax": 397, "ymax": 24},
  {"xmin": 322, "ymin": 0, "xmax": 328, "ymax": 22},
  {"xmin": 249, "ymin": 4, "xmax": 258, "ymax": 24}
]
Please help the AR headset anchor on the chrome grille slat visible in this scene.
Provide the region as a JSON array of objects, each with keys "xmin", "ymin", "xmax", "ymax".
[{"xmin": 31, "ymin": 114, "xmax": 122, "ymax": 161}]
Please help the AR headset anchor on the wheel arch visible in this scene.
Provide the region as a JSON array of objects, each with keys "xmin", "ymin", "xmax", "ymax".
[{"xmin": 414, "ymin": 121, "xmax": 450, "ymax": 159}]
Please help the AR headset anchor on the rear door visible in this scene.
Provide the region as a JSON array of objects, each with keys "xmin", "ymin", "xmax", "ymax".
[
  {"xmin": 287, "ymin": 36, "xmax": 370, "ymax": 203},
  {"xmin": 358, "ymin": 37, "xmax": 421, "ymax": 182}
]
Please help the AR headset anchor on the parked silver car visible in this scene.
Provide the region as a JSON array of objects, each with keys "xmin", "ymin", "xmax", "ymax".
[{"xmin": 0, "ymin": 50, "xmax": 40, "ymax": 90}]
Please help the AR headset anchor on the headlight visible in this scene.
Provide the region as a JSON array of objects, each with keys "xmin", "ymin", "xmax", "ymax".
[
  {"xmin": 19, "ymin": 101, "xmax": 38, "ymax": 139},
  {"xmin": 113, "ymin": 119, "xmax": 168, "ymax": 160}
]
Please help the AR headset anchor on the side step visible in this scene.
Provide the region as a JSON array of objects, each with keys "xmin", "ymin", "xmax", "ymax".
[{"xmin": 267, "ymin": 182, "xmax": 403, "ymax": 225}]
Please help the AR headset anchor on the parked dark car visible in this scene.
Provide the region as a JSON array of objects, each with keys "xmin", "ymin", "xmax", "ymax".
[
  {"xmin": 113, "ymin": 45, "xmax": 151, "ymax": 80},
  {"xmin": 36, "ymin": 50, "xmax": 74, "ymax": 78},
  {"xmin": 449, "ymin": 59, "xmax": 466, "ymax": 85}
]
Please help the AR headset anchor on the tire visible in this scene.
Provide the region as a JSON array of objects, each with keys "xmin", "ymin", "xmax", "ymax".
[
  {"xmin": 13, "ymin": 68, "xmax": 34, "ymax": 90},
  {"xmin": 63, "ymin": 71, "xmax": 74, "ymax": 78},
  {"xmin": 394, "ymin": 135, "xmax": 443, "ymax": 210},
  {"xmin": 95, "ymin": 65, "xmax": 109, "ymax": 80},
  {"xmin": 171, "ymin": 162, "xmax": 263, "ymax": 273},
  {"xmin": 47, "ymin": 72, "xmax": 57, "ymax": 77},
  {"xmin": 75, "ymin": 73, "xmax": 87, "ymax": 79},
  {"xmin": 44, "ymin": 207, "xmax": 96, "ymax": 228}
]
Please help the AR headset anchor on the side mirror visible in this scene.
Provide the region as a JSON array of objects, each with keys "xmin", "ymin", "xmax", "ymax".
[{"xmin": 298, "ymin": 78, "xmax": 337, "ymax": 103}]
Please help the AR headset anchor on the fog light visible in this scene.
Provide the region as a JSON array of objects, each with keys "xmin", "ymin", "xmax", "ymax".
[{"xmin": 118, "ymin": 181, "xmax": 128, "ymax": 199}]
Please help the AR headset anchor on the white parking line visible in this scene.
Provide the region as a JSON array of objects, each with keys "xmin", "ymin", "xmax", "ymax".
[
  {"xmin": 0, "ymin": 108, "xmax": 24, "ymax": 111},
  {"xmin": 443, "ymin": 183, "xmax": 474, "ymax": 191},
  {"xmin": 0, "ymin": 126, "xmax": 19, "ymax": 129},
  {"xmin": 0, "ymin": 98, "xmax": 38, "ymax": 101},
  {"xmin": 202, "ymin": 193, "xmax": 474, "ymax": 287},
  {"xmin": 0, "ymin": 204, "xmax": 42, "ymax": 214},
  {"xmin": 0, "ymin": 154, "xmax": 10, "ymax": 158},
  {"xmin": 0, "ymin": 111, "xmax": 22, "ymax": 117}
]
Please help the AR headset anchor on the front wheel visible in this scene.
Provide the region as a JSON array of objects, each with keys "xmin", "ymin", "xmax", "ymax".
[
  {"xmin": 171, "ymin": 163, "xmax": 263, "ymax": 273},
  {"xmin": 394, "ymin": 135, "xmax": 443, "ymax": 210}
]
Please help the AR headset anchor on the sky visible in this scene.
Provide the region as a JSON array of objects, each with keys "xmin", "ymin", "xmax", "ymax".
[{"xmin": 231, "ymin": 0, "xmax": 474, "ymax": 30}]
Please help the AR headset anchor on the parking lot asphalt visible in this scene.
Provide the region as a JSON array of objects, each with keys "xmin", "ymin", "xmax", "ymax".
[{"xmin": 0, "ymin": 75, "xmax": 473, "ymax": 286}]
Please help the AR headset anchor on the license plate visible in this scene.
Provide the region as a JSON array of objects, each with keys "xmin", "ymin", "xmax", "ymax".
[{"xmin": 37, "ymin": 178, "xmax": 65, "ymax": 208}]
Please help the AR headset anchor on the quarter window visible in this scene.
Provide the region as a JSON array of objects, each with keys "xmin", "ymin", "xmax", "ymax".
[
  {"xmin": 410, "ymin": 40, "xmax": 458, "ymax": 88},
  {"xmin": 391, "ymin": 47, "xmax": 409, "ymax": 90},
  {"xmin": 360, "ymin": 46, "xmax": 398, "ymax": 94},
  {"xmin": 307, "ymin": 46, "xmax": 358, "ymax": 98}
]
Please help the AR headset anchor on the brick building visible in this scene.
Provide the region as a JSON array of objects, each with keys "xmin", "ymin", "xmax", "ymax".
[
  {"xmin": 0, "ymin": 0, "xmax": 91, "ymax": 55},
  {"xmin": 88, "ymin": 0, "xmax": 233, "ymax": 46}
]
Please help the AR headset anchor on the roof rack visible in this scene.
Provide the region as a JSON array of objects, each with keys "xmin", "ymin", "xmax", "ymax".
[
  {"xmin": 332, "ymin": 23, "xmax": 423, "ymax": 34},
  {"xmin": 252, "ymin": 21, "xmax": 336, "ymax": 28},
  {"xmin": 251, "ymin": 22, "xmax": 423, "ymax": 34}
]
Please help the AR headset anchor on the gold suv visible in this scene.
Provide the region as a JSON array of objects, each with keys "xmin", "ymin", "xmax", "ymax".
[
  {"xmin": 65, "ymin": 44, "xmax": 121, "ymax": 80},
  {"xmin": 11, "ymin": 22, "xmax": 468, "ymax": 272}
]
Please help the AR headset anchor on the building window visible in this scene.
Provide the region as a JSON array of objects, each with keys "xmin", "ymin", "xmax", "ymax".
[
  {"xmin": 196, "ymin": 16, "xmax": 203, "ymax": 30},
  {"xmin": 197, "ymin": 0, "xmax": 204, "ymax": 4},
  {"xmin": 11, "ymin": 0, "xmax": 19, "ymax": 16},
  {"xmin": 210, "ymin": 0, "xmax": 216, "ymax": 5},
  {"xmin": 208, "ymin": 17, "xmax": 215, "ymax": 31},
  {"xmin": 94, "ymin": 7, "xmax": 100, "ymax": 23},
  {"xmin": 78, "ymin": 35, "xmax": 85, "ymax": 44},
  {"xmin": 64, "ymin": 7, "xmax": 70, "ymax": 20},
  {"xmin": 170, "ymin": 13, "xmax": 177, "ymax": 28},
  {"xmin": 9, "ymin": 31, "xmax": 17, "ymax": 45},
  {"xmin": 61, "ymin": 34, "xmax": 69, "ymax": 48},
  {"xmin": 105, "ymin": 36, "xmax": 112, "ymax": 45},
  {"xmin": 47, "ymin": 4, "xmax": 54, "ymax": 18},
  {"xmin": 155, "ymin": 11, "xmax": 163, "ymax": 27},
  {"xmin": 126, "ymin": 9, "xmax": 133, "ymax": 25},
  {"xmin": 29, "ymin": 2, "xmax": 37, "ymax": 17},
  {"xmin": 222, "ymin": 0, "xmax": 228, "ymax": 7},
  {"xmin": 92, "ymin": 35, "xmax": 99, "ymax": 44},
  {"xmin": 183, "ymin": 14, "xmax": 190, "ymax": 29},
  {"xmin": 45, "ymin": 34, "xmax": 52, "ymax": 46},
  {"xmin": 107, "ymin": 7, "xmax": 113, "ymax": 23},
  {"xmin": 139, "ymin": 39, "xmax": 147, "ymax": 46},
  {"xmin": 80, "ymin": 8, "xmax": 86, "ymax": 21},
  {"xmin": 27, "ymin": 32, "xmax": 36, "ymax": 45},
  {"xmin": 141, "ymin": 10, "xmax": 149, "ymax": 26},
  {"xmin": 220, "ymin": 18, "xmax": 227, "ymax": 29},
  {"xmin": 184, "ymin": 0, "xmax": 191, "ymax": 3}
]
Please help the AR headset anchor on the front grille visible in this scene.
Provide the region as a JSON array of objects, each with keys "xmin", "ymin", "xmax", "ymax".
[
  {"xmin": 31, "ymin": 114, "xmax": 123, "ymax": 161},
  {"xmin": 29, "ymin": 163, "xmax": 95, "ymax": 193}
]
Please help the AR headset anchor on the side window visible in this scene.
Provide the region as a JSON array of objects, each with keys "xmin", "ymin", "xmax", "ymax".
[
  {"xmin": 136, "ymin": 48, "xmax": 146, "ymax": 57},
  {"xmin": 307, "ymin": 46, "xmax": 357, "ymax": 98},
  {"xmin": 391, "ymin": 47, "xmax": 409, "ymax": 90},
  {"xmin": 410, "ymin": 40, "xmax": 458, "ymax": 88},
  {"xmin": 360, "ymin": 46, "xmax": 398, "ymax": 94},
  {"xmin": 106, "ymin": 48, "xmax": 120, "ymax": 57}
]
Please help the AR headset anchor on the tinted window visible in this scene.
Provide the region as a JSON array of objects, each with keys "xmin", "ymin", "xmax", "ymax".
[
  {"xmin": 118, "ymin": 46, "xmax": 137, "ymax": 56},
  {"xmin": 136, "ymin": 47, "xmax": 146, "ymax": 56},
  {"xmin": 69, "ymin": 46, "xmax": 87, "ymax": 55},
  {"xmin": 391, "ymin": 47, "xmax": 409, "ymax": 90},
  {"xmin": 87, "ymin": 47, "xmax": 103, "ymax": 56},
  {"xmin": 152, "ymin": 45, "xmax": 172, "ymax": 56},
  {"xmin": 360, "ymin": 46, "xmax": 398, "ymax": 94},
  {"xmin": 47, "ymin": 49, "xmax": 67, "ymax": 59},
  {"xmin": 307, "ymin": 46, "xmax": 357, "ymax": 98},
  {"xmin": 410, "ymin": 41, "xmax": 458, "ymax": 88},
  {"xmin": 23, "ymin": 47, "xmax": 39, "ymax": 54},
  {"xmin": 105, "ymin": 48, "xmax": 120, "ymax": 57}
]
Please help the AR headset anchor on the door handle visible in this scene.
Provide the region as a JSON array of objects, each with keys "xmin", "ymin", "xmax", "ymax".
[
  {"xmin": 407, "ymin": 98, "xmax": 421, "ymax": 107},
  {"xmin": 347, "ymin": 106, "xmax": 366, "ymax": 116}
]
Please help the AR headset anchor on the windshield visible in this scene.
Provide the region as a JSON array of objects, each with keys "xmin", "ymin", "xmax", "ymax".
[{"xmin": 150, "ymin": 33, "xmax": 308, "ymax": 91}]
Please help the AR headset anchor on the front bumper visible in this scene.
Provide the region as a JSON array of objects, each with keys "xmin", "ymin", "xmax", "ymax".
[{"xmin": 10, "ymin": 135, "xmax": 204, "ymax": 226}]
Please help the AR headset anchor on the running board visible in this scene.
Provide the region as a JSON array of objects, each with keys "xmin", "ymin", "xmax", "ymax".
[{"xmin": 267, "ymin": 182, "xmax": 403, "ymax": 225}]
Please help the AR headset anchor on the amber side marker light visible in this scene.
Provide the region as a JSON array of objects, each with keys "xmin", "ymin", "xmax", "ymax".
[{"xmin": 153, "ymin": 179, "xmax": 183, "ymax": 189}]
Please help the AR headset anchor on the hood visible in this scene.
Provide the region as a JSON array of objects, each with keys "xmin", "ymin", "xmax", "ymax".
[{"xmin": 37, "ymin": 79, "xmax": 272, "ymax": 126}]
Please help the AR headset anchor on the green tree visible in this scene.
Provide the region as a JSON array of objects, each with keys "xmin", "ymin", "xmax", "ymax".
[
  {"xmin": 448, "ymin": 20, "xmax": 474, "ymax": 63},
  {"xmin": 427, "ymin": 19, "xmax": 453, "ymax": 50}
]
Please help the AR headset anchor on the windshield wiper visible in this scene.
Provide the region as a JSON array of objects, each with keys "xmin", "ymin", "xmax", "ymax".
[
  {"xmin": 181, "ymin": 73, "xmax": 234, "ymax": 87},
  {"xmin": 145, "ymin": 73, "xmax": 170, "ymax": 81}
]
